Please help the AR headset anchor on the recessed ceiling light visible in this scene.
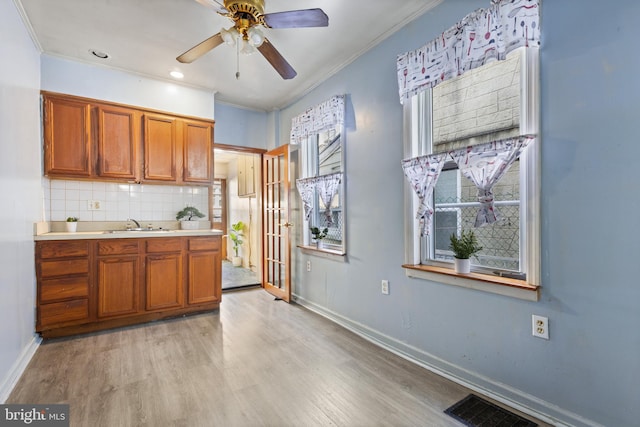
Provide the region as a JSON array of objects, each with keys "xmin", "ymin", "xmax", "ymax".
[
  {"xmin": 89, "ymin": 49, "xmax": 109, "ymax": 59},
  {"xmin": 170, "ymin": 71, "xmax": 184, "ymax": 79}
]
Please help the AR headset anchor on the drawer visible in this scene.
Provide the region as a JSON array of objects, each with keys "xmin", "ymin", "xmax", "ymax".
[
  {"xmin": 40, "ymin": 258, "xmax": 89, "ymax": 278},
  {"xmin": 40, "ymin": 276, "xmax": 89, "ymax": 303},
  {"xmin": 97, "ymin": 239, "xmax": 140, "ymax": 256},
  {"xmin": 38, "ymin": 240, "xmax": 89, "ymax": 259},
  {"xmin": 146, "ymin": 238, "xmax": 183, "ymax": 253},
  {"xmin": 188, "ymin": 237, "xmax": 220, "ymax": 252},
  {"xmin": 39, "ymin": 299, "xmax": 89, "ymax": 328}
]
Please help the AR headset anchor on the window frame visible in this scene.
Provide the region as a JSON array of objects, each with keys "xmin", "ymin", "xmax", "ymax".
[
  {"xmin": 402, "ymin": 47, "xmax": 540, "ymax": 300},
  {"xmin": 299, "ymin": 128, "xmax": 347, "ymax": 256}
]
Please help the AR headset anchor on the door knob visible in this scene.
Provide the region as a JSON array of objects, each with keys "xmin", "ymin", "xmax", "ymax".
[{"xmin": 280, "ymin": 222, "xmax": 294, "ymax": 228}]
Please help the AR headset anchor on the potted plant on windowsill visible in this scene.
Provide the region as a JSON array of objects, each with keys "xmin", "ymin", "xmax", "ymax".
[
  {"xmin": 176, "ymin": 206, "xmax": 205, "ymax": 230},
  {"xmin": 65, "ymin": 216, "xmax": 79, "ymax": 232},
  {"xmin": 449, "ymin": 229, "xmax": 483, "ymax": 274},
  {"xmin": 310, "ymin": 226, "xmax": 328, "ymax": 249},
  {"xmin": 229, "ymin": 221, "xmax": 245, "ymax": 267}
]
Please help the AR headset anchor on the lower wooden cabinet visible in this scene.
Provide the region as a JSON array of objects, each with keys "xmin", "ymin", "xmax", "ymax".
[{"xmin": 35, "ymin": 235, "xmax": 221, "ymax": 338}]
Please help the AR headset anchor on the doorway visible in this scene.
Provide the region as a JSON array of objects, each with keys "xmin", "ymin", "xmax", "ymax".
[{"xmin": 213, "ymin": 145, "xmax": 264, "ymax": 290}]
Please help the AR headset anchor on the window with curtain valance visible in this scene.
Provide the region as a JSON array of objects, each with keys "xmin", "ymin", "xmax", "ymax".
[
  {"xmin": 293, "ymin": 95, "xmax": 346, "ymax": 255},
  {"xmin": 400, "ymin": 0, "xmax": 540, "ymax": 299}
]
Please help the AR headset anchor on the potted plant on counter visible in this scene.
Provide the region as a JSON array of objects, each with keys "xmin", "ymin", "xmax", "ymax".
[
  {"xmin": 176, "ymin": 206, "xmax": 205, "ymax": 230},
  {"xmin": 449, "ymin": 229, "xmax": 483, "ymax": 274},
  {"xmin": 66, "ymin": 216, "xmax": 79, "ymax": 232},
  {"xmin": 310, "ymin": 226, "xmax": 328, "ymax": 249},
  {"xmin": 229, "ymin": 221, "xmax": 245, "ymax": 267}
]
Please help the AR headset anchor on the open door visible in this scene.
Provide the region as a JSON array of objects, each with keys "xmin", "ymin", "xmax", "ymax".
[{"xmin": 262, "ymin": 145, "xmax": 291, "ymax": 302}]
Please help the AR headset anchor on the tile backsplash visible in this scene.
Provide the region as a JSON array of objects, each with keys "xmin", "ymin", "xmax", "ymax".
[{"xmin": 43, "ymin": 178, "xmax": 209, "ymax": 222}]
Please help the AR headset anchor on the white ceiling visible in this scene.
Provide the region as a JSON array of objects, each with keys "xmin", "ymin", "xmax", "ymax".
[{"xmin": 16, "ymin": 0, "xmax": 442, "ymax": 111}]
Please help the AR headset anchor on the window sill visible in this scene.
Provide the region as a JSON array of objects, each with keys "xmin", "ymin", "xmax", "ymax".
[
  {"xmin": 298, "ymin": 245, "xmax": 346, "ymax": 261},
  {"xmin": 402, "ymin": 264, "xmax": 539, "ymax": 301}
]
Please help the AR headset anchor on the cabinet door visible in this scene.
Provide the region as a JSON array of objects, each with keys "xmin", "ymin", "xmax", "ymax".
[
  {"xmin": 187, "ymin": 251, "xmax": 221, "ymax": 305},
  {"xmin": 145, "ymin": 253, "xmax": 184, "ymax": 310},
  {"xmin": 43, "ymin": 95, "xmax": 92, "ymax": 177},
  {"xmin": 143, "ymin": 114, "xmax": 177, "ymax": 181},
  {"xmin": 96, "ymin": 105, "xmax": 138, "ymax": 180},
  {"xmin": 238, "ymin": 155, "xmax": 256, "ymax": 197},
  {"xmin": 97, "ymin": 256, "xmax": 140, "ymax": 318},
  {"xmin": 183, "ymin": 120, "xmax": 212, "ymax": 183}
]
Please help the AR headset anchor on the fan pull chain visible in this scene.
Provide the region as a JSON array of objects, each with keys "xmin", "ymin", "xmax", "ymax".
[{"xmin": 236, "ymin": 35, "xmax": 240, "ymax": 80}]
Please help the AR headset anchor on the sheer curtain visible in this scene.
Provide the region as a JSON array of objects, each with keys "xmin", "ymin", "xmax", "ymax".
[
  {"xmin": 449, "ymin": 135, "xmax": 533, "ymax": 227},
  {"xmin": 401, "ymin": 153, "xmax": 447, "ymax": 236}
]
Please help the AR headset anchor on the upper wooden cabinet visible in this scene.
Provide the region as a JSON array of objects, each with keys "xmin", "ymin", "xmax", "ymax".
[
  {"xmin": 43, "ymin": 96, "xmax": 92, "ymax": 177},
  {"xmin": 42, "ymin": 92, "xmax": 214, "ymax": 185},
  {"xmin": 143, "ymin": 114, "xmax": 178, "ymax": 182},
  {"xmin": 96, "ymin": 105, "xmax": 139, "ymax": 181},
  {"xmin": 183, "ymin": 119, "xmax": 213, "ymax": 183}
]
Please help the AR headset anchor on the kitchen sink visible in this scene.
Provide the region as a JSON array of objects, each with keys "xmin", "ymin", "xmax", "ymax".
[{"xmin": 103, "ymin": 228, "xmax": 173, "ymax": 234}]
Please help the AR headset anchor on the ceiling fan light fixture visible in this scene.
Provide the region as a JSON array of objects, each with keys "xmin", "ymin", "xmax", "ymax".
[
  {"xmin": 247, "ymin": 27, "xmax": 264, "ymax": 47},
  {"xmin": 240, "ymin": 39, "xmax": 256, "ymax": 55},
  {"xmin": 221, "ymin": 27, "xmax": 239, "ymax": 45}
]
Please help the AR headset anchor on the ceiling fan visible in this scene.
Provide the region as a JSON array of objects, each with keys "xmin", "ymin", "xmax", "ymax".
[{"xmin": 177, "ymin": 0, "xmax": 329, "ymax": 79}]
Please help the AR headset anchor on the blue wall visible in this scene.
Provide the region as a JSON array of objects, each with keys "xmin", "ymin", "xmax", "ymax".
[
  {"xmin": 213, "ymin": 101, "xmax": 269, "ymax": 149},
  {"xmin": 275, "ymin": 1, "xmax": 640, "ymax": 426}
]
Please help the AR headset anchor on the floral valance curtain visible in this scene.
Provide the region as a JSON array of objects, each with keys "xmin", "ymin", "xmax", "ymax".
[
  {"xmin": 402, "ymin": 135, "xmax": 535, "ymax": 235},
  {"xmin": 402, "ymin": 153, "xmax": 447, "ymax": 236},
  {"xmin": 450, "ymin": 136, "xmax": 533, "ymax": 227},
  {"xmin": 290, "ymin": 95, "xmax": 345, "ymax": 145},
  {"xmin": 396, "ymin": 0, "xmax": 540, "ymax": 104},
  {"xmin": 296, "ymin": 172, "xmax": 342, "ymax": 225}
]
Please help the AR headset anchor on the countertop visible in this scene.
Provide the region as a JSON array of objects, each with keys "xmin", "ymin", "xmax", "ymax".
[{"xmin": 34, "ymin": 229, "xmax": 224, "ymax": 241}]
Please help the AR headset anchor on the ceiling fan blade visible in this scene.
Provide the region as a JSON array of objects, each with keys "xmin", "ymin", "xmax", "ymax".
[
  {"xmin": 177, "ymin": 33, "xmax": 224, "ymax": 63},
  {"xmin": 194, "ymin": 0, "xmax": 228, "ymax": 14},
  {"xmin": 263, "ymin": 8, "xmax": 329, "ymax": 29},
  {"xmin": 257, "ymin": 38, "xmax": 297, "ymax": 80}
]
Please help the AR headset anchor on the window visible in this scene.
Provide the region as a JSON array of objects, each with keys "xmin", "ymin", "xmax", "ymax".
[
  {"xmin": 404, "ymin": 47, "xmax": 540, "ymax": 296},
  {"xmin": 300, "ymin": 128, "xmax": 345, "ymax": 253}
]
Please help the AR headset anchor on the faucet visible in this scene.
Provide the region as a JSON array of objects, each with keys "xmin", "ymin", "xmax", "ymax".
[{"xmin": 127, "ymin": 218, "xmax": 141, "ymax": 229}]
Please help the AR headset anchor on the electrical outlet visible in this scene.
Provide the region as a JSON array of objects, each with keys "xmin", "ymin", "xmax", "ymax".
[
  {"xmin": 532, "ymin": 315, "xmax": 549, "ymax": 340},
  {"xmin": 306, "ymin": 260, "xmax": 311, "ymax": 272},
  {"xmin": 87, "ymin": 200, "xmax": 102, "ymax": 210},
  {"xmin": 381, "ymin": 279, "xmax": 389, "ymax": 295}
]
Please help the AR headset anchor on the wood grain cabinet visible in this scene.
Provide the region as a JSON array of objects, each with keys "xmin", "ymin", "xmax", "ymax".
[
  {"xmin": 187, "ymin": 237, "xmax": 222, "ymax": 305},
  {"xmin": 36, "ymin": 241, "xmax": 91, "ymax": 330},
  {"xmin": 96, "ymin": 105, "xmax": 139, "ymax": 180},
  {"xmin": 96, "ymin": 239, "xmax": 141, "ymax": 319},
  {"xmin": 42, "ymin": 92, "xmax": 214, "ymax": 185},
  {"xmin": 43, "ymin": 95, "xmax": 92, "ymax": 178},
  {"xmin": 145, "ymin": 238, "xmax": 184, "ymax": 311},
  {"xmin": 35, "ymin": 235, "xmax": 221, "ymax": 338}
]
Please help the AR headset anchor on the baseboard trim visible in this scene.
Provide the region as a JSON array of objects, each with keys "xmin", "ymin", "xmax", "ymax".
[
  {"xmin": 292, "ymin": 294, "xmax": 602, "ymax": 427},
  {"xmin": 0, "ymin": 334, "xmax": 41, "ymax": 403}
]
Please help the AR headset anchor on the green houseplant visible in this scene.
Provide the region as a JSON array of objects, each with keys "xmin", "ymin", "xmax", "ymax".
[
  {"xmin": 310, "ymin": 226, "xmax": 328, "ymax": 249},
  {"xmin": 176, "ymin": 206, "xmax": 205, "ymax": 230},
  {"xmin": 449, "ymin": 229, "xmax": 483, "ymax": 273},
  {"xmin": 229, "ymin": 221, "xmax": 245, "ymax": 266},
  {"xmin": 65, "ymin": 216, "xmax": 79, "ymax": 232}
]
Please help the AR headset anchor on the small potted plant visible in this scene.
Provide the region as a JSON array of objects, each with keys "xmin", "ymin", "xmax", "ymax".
[
  {"xmin": 310, "ymin": 226, "xmax": 328, "ymax": 249},
  {"xmin": 229, "ymin": 221, "xmax": 245, "ymax": 267},
  {"xmin": 449, "ymin": 229, "xmax": 483, "ymax": 274},
  {"xmin": 65, "ymin": 216, "xmax": 79, "ymax": 232},
  {"xmin": 176, "ymin": 206, "xmax": 205, "ymax": 230}
]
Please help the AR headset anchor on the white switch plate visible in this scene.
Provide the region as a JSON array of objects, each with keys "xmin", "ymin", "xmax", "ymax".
[
  {"xmin": 532, "ymin": 315, "xmax": 549, "ymax": 339},
  {"xmin": 306, "ymin": 260, "xmax": 311, "ymax": 272}
]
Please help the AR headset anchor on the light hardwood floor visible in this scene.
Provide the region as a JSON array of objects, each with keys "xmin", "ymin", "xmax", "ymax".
[{"xmin": 9, "ymin": 289, "xmax": 550, "ymax": 426}]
